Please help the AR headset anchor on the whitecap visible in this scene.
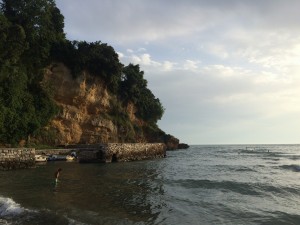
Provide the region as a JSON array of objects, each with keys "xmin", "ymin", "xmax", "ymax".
[{"xmin": 0, "ymin": 196, "xmax": 25, "ymax": 217}]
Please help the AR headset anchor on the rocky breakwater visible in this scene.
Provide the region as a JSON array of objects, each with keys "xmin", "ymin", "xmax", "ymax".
[
  {"xmin": 77, "ymin": 143, "xmax": 166, "ymax": 163},
  {"xmin": 105, "ymin": 143, "xmax": 166, "ymax": 162},
  {"xmin": 0, "ymin": 148, "xmax": 35, "ymax": 170}
]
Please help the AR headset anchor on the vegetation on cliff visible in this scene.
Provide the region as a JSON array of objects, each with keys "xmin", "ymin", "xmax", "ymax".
[
  {"xmin": 0, "ymin": 0, "xmax": 166, "ymax": 146},
  {"xmin": 0, "ymin": 0, "xmax": 63, "ymax": 145}
]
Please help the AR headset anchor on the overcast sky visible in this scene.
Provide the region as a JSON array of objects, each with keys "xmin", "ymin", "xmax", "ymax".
[{"xmin": 56, "ymin": 0, "xmax": 300, "ymax": 144}]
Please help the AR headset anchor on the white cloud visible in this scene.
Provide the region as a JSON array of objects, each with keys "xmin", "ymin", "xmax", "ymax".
[
  {"xmin": 116, "ymin": 52, "xmax": 124, "ymax": 59},
  {"xmin": 137, "ymin": 48, "xmax": 147, "ymax": 52},
  {"xmin": 140, "ymin": 54, "xmax": 151, "ymax": 65},
  {"xmin": 162, "ymin": 61, "xmax": 175, "ymax": 71},
  {"xmin": 119, "ymin": 50, "xmax": 163, "ymax": 69},
  {"xmin": 183, "ymin": 60, "xmax": 201, "ymax": 71},
  {"xmin": 206, "ymin": 44, "xmax": 229, "ymax": 59}
]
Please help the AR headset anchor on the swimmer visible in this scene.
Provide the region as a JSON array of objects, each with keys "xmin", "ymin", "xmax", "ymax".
[{"xmin": 54, "ymin": 168, "xmax": 62, "ymax": 183}]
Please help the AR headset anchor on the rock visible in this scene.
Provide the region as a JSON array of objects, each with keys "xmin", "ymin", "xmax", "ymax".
[
  {"xmin": 41, "ymin": 63, "xmax": 119, "ymax": 145},
  {"xmin": 30, "ymin": 63, "xmax": 187, "ymax": 148},
  {"xmin": 164, "ymin": 134, "xmax": 179, "ymax": 150},
  {"xmin": 178, "ymin": 143, "xmax": 190, "ymax": 149}
]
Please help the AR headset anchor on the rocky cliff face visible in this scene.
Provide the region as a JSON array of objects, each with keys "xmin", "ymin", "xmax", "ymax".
[
  {"xmin": 43, "ymin": 63, "xmax": 118, "ymax": 145},
  {"xmin": 40, "ymin": 63, "xmax": 187, "ymax": 149}
]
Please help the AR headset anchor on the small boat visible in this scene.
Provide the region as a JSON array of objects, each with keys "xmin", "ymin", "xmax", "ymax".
[
  {"xmin": 66, "ymin": 155, "xmax": 75, "ymax": 161},
  {"xmin": 35, "ymin": 155, "xmax": 47, "ymax": 162}
]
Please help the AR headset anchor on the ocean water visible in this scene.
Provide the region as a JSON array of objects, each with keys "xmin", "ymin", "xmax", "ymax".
[{"xmin": 1, "ymin": 145, "xmax": 300, "ymax": 225}]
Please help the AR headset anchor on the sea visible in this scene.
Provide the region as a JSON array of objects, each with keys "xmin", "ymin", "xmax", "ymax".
[{"xmin": 1, "ymin": 145, "xmax": 300, "ymax": 225}]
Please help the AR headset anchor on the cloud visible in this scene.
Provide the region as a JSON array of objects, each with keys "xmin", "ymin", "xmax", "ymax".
[
  {"xmin": 183, "ymin": 60, "xmax": 201, "ymax": 71},
  {"xmin": 57, "ymin": 0, "xmax": 300, "ymax": 44},
  {"xmin": 116, "ymin": 52, "xmax": 124, "ymax": 59},
  {"xmin": 206, "ymin": 44, "xmax": 229, "ymax": 60},
  {"xmin": 130, "ymin": 53, "xmax": 161, "ymax": 67},
  {"xmin": 162, "ymin": 61, "xmax": 175, "ymax": 71}
]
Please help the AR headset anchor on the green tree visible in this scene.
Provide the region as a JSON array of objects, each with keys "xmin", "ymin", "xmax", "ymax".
[
  {"xmin": 120, "ymin": 64, "xmax": 147, "ymax": 104},
  {"xmin": 51, "ymin": 40, "xmax": 123, "ymax": 93},
  {"xmin": 0, "ymin": 65, "xmax": 32, "ymax": 144},
  {"xmin": 0, "ymin": 0, "xmax": 62, "ymax": 145},
  {"xmin": 0, "ymin": 13, "xmax": 27, "ymax": 67},
  {"xmin": 120, "ymin": 64, "xmax": 164, "ymax": 123},
  {"xmin": 1, "ymin": 0, "xmax": 65, "ymax": 70}
]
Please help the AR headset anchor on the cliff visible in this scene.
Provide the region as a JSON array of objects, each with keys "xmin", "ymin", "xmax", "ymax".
[
  {"xmin": 0, "ymin": 1, "xmax": 189, "ymax": 149},
  {"xmin": 38, "ymin": 63, "xmax": 186, "ymax": 149},
  {"xmin": 42, "ymin": 63, "xmax": 116, "ymax": 145}
]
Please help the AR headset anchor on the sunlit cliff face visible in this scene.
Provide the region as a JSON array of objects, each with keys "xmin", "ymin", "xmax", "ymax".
[{"xmin": 43, "ymin": 63, "xmax": 118, "ymax": 145}]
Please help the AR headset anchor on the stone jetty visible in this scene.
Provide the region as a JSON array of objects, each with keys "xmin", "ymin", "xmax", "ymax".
[
  {"xmin": 0, "ymin": 148, "xmax": 35, "ymax": 170},
  {"xmin": 0, "ymin": 143, "xmax": 166, "ymax": 170},
  {"xmin": 74, "ymin": 143, "xmax": 167, "ymax": 163}
]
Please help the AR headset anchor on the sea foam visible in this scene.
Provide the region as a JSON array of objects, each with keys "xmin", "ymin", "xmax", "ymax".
[{"xmin": 0, "ymin": 196, "xmax": 25, "ymax": 217}]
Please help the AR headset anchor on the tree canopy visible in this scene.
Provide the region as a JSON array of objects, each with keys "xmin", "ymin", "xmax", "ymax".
[
  {"xmin": 0, "ymin": 0, "xmax": 63, "ymax": 145},
  {"xmin": 51, "ymin": 40, "xmax": 123, "ymax": 93},
  {"xmin": 120, "ymin": 64, "xmax": 164, "ymax": 123}
]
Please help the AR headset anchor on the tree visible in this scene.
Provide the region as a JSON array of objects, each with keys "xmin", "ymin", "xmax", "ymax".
[
  {"xmin": 120, "ymin": 64, "xmax": 147, "ymax": 103},
  {"xmin": 1, "ymin": 0, "xmax": 65, "ymax": 70},
  {"xmin": 0, "ymin": 65, "xmax": 32, "ymax": 144},
  {"xmin": 0, "ymin": 13, "xmax": 27, "ymax": 67},
  {"xmin": 51, "ymin": 40, "xmax": 123, "ymax": 93},
  {"xmin": 0, "ymin": 0, "xmax": 62, "ymax": 145},
  {"xmin": 120, "ymin": 64, "xmax": 164, "ymax": 123}
]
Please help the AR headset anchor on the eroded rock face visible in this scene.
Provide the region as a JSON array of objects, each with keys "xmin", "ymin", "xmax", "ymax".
[
  {"xmin": 39, "ymin": 63, "xmax": 187, "ymax": 149},
  {"xmin": 43, "ymin": 63, "xmax": 118, "ymax": 145}
]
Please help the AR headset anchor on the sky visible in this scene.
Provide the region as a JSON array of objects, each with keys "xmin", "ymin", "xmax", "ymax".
[{"xmin": 56, "ymin": 0, "xmax": 300, "ymax": 145}]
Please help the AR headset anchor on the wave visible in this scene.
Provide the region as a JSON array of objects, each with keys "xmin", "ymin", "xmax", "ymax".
[
  {"xmin": 260, "ymin": 211, "xmax": 300, "ymax": 225},
  {"xmin": 169, "ymin": 178, "xmax": 300, "ymax": 198},
  {"xmin": 278, "ymin": 164, "xmax": 300, "ymax": 172},
  {"xmin": 0, "ymin": 196, "xmax": 28, "ymax": 217},
  {"xmin": 0, "ymin": 196, "xmax": 87, "ymax": 225},
  {"xmin": 232, "ymin": 166, "xmax": 257, "ymax": 172},
  {"xmin": 170, "ymin": 179, "xmax": 261, "ymax": 195}
]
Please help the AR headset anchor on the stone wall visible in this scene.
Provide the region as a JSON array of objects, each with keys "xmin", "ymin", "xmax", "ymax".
[
  {"xmin": 35, "ymin": 149, "xmax": 75, "ymax": 155},
  {"xmin": 0, "ymin": 148, "xmax": 35, "ymax": 170},
  {"xmin": 77, "ymin": 143, "xmax": 166, "ymax": 163},
  {"xmin": 105, "ymin": 143, "xmax": 166, "ymax": 162}
]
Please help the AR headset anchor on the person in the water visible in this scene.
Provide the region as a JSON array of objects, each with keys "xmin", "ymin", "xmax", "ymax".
[{"xmin": 54, "ymin": 168, "xmax": 62, "ymax": 183}]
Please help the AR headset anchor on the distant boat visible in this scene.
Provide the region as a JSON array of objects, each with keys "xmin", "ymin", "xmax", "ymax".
[{"xmin": 35, "ymin": 155, "xmax": 47, "ymax": 162}]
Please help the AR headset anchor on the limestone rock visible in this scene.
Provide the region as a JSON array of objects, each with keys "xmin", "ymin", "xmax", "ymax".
[
  {"xmin": 37, "ymin": 63, "xmax": 188, "ymax": 148},
  {"xmin": 42, "ymin": 63, "xmax": 118, "ymax": 145}
]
